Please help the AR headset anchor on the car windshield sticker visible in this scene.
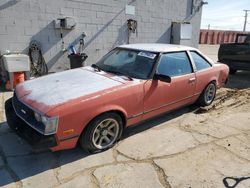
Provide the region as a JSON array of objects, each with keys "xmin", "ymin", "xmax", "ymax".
[{"xmin": 138, "ymin": 51, "xmax": 156, "ymax": 59}]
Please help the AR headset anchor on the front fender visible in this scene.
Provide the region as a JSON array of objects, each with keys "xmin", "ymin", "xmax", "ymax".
[
  {"xmin": 53, "ymin": 100, "xmax": 129, "ymax": 139},
  {"xmin": 83, "ymin": 104, "xmax": 128, "ymax": 128}
]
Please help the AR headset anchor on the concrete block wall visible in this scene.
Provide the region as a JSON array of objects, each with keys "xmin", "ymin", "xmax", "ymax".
[{"xmin": 0, "ymin": 0, "xmax": 202, "ymax": 72}]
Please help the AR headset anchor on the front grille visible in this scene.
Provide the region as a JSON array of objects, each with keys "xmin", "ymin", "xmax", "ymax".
[
  {"xmin": 12, "ymin": 92, "xmax": 34, "ymax": 121},
  {"xmin": 12, "ymin": 92, "xmax": 45, "ymax": 134},
  {"xmin": 5, "ymin": 97, "xmax": 57, "ymax": 150}
]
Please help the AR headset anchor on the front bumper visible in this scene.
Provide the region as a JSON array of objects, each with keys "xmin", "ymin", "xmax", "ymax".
[{"xmin": 5, "ymin": 97, "xmax": 58, "ymax": 151}]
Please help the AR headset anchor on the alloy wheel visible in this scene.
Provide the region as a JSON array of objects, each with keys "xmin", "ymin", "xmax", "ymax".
[
  {"xmin": 205, "ymin": 83, "xmax": 216, "ymax": 104},
  {"xmin": 92, "ymin": 118, "xmax": 119, "ymax": 149}
]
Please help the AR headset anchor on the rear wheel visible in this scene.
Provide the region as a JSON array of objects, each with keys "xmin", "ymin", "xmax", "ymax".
[
  {"xmin": 79, "ymin": 112, "xmax": 123, "ymax": 153},
  {"xmin": 198, "ymin": 82, "xmax": 217, "ymax": 107}
]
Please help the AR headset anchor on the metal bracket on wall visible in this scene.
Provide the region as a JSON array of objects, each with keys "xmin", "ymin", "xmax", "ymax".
[
  {"xmin": 54, "ymin": 17, "xmax": 76, "ymax": 30},
  {"xmin": 54, "ymin": 17, "xmax": 76, "ymax": 52},
  {"xmin": 127, "ymin": 19, "xmax": 138, "ymax": 44}
]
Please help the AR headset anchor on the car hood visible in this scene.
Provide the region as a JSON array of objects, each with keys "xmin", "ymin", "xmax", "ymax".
[{"xmin": 15, "ymin": 67, "xmax": 125, "ymax": 113}]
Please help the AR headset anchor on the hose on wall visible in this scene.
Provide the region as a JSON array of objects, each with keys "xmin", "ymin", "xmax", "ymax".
[{"xmin": 28, "ymin": 40, "xmax": 48, "ymax": 77}]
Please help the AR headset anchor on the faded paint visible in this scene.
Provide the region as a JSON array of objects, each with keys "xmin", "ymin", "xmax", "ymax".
[
  {"xmin": 119, "ymin": 43, "xmax": 196, "ymax": 53},
  {"xmin": 16, "ymin": 67, "xmax": 123, "ymax": 107},
  {"xmin": 11, "ymin": 44, "xmax": 230, "ymax": 152}
]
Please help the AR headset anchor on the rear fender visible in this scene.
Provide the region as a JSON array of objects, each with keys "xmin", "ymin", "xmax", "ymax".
[{"xmin": 215, "ymin": 64, "xmax": 229, "ymax": 88}]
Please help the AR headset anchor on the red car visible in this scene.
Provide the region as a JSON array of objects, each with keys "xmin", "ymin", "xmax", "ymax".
[{"xmin": 5, "ymin": 44, "xmax": 229, "ymax": 153}]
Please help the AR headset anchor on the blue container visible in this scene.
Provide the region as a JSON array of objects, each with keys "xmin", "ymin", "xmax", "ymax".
[{"xmin": 69, "ymin": 45, "xmax": 76, "ymax": 54}]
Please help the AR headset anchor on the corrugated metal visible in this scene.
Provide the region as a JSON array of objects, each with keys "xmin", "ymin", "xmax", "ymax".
[{"xmin": 199, "ymin": 29, "xmax": 250, "ymax": 44}]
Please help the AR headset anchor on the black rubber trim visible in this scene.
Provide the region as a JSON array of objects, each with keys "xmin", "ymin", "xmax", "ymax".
[
  {"xmin": 127, "ymin": 95, "xmax": 195, "ymax": 120},
  {"xmin": 5, "ymin": 98, "xmax": 57, "ymax": 150},
  {"xmin": 59, "ymin": 135, "xmax": 80, "ymax": 142},
  {"xmin": 127, "ymin": 112, "xmax": 143, "ymax": 120}
]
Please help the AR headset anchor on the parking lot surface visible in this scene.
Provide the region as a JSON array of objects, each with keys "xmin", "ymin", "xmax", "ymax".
[{"xmin": 0, "ymin": 71, "xmax": 250, "ymax": 188}]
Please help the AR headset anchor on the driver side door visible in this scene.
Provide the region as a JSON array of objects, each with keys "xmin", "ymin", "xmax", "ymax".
[{"xmin": 143, "ymin": 51, "xmax": 196, "ymax": 120}]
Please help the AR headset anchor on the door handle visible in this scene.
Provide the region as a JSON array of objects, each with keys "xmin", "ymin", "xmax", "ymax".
[{"xmin": 188, "ymin": 77, "xmax": 196, "ymax": 83}]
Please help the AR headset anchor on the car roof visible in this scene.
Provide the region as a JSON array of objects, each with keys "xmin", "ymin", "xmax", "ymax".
[{"xmin": 118, "ymin": 43, "xmax": 197, "ymax": 53}]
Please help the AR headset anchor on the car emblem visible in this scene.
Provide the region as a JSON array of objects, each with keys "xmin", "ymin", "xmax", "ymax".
[{"xmin": 21, "ymin": 109, "xmax": 26, "ymax": 114}]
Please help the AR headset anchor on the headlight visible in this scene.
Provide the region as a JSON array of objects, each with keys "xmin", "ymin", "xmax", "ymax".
[
  {"xmin": 34, "ymin": 112, "xmax": 58, "ymax": 135},
  {"xmin": 41, "ymin": 116, "xmax": 59, "ymax": 135}
]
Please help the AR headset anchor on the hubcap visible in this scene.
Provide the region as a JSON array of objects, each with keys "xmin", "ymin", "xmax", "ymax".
[
  {"xmin": 205, "ymin": 83, "xmax": 216, "ymax": 104},
  {"xmin": 92, "ymin": 118, "xmax": 119, "ymax": 149}
]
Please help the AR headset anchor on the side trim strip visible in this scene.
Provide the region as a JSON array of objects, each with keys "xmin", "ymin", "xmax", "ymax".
[
  {"xmin": 59, "ymin": 135, "xmax": 80, "ymax": 142},
  {"xmin": 194, "ymin": 92, "xmax": 201, "ymax": 96},
  {"xmin": 144, "ymin": 95, "xmax": 193, "ymax": 114},
  {"xmin": 127, "ymin": 112, "xmax": 143, "ymax": 120},
  {"xmin": 128, "ymin": 95, "xmax": 196, "ymax": 120}
]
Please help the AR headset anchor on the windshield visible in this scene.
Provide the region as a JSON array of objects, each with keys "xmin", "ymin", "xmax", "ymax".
[{"xmin": 95, "ymin": 48, "xmax": 158, "ymax": 79}]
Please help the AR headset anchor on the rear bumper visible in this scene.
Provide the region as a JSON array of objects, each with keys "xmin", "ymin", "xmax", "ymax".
[
  {"xmin": 222, "ymin": 61, "xmax": 250, "ymax": 71},
  {"xmin": 5, "ymin": 98, "xmax": 58, "ymax": 151}
]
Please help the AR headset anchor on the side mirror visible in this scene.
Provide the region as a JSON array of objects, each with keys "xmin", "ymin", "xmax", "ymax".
[{"xmin": 154, "ymin": 74, "xmax": 171, "ymax": 83}]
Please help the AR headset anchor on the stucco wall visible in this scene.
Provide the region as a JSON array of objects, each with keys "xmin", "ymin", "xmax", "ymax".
[{"xmin": 0, "ymin": 0, "xmax": 202, "ymax": 72}]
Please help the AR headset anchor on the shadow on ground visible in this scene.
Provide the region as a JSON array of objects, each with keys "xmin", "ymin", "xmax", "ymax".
[
  {"xmin": 0, "ymin": 103, "xmax": 197, "ymax": 187},
  {"xmin": 226, "ymin": 71, "xmax": 250, "ymax": 89},
  {"xmin": 122, "ymin": 105, "xmax": 196, "ymax": 139},
  {"xmin": 0, "ymin": 69, "xmax": 249, "ymax": 186}
]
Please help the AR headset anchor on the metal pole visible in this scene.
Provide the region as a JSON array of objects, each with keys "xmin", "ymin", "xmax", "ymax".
[{"xmin": 243, "ymin": 10, "xmax": 250, "ymax": 32}]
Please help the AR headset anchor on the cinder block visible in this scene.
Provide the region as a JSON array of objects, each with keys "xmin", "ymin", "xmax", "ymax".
[
  {"xmin": 0, "ymin": 26, "xmax": 7, "ymax": 35},
  {"xmin": 91, "ymin": 4, "xmax": 102, "ymax": 11},
  {"xmin": 60, "ymin": 7, "xmax": 74, "ymax": 16},
  {"xmin": 9, "ymin": 42, "xmax": 27, "ymax": 52},
  {"xmin": 6, "ymin": 26, "xmax": 24, "ymax": 35},
  {"xmin": 96, "ymin": 11, "xmax": 106, "ymax": 18},
  {"xmin": 16, "ymin": 35, "xmax": 32, "ymax": 43},
  {"xmin": 91, "ymin": 17, "xmax": 103, "ymax": 24},
  {"xmin": 101, "ymin": 5, "xmax": 111, "ymax": 13},
  {"xmin": 0, "ymin": 35, "xmax": 11, "ymax": 51},
  {"xmin": 24, "ymin": 27, "xmax": 38, "ymax": 36},
  {"xmin": 79, "ymin": 3, "xmax": 91, "ymax": 10},
  {"xmin": 45, "ymin": 5, "xmax": 59, "ymax": 14},
  {"xmin": 66, "ymin": 1, "xmax": 80, "ymax": 9}
]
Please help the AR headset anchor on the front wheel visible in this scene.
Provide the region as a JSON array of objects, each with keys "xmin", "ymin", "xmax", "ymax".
[
  {"xmin": 197, "ymin": 82, "xmax": 217, "ymax": 107},
  {"xmin": 79, "ymin": 112, "xmax": 123, "ymax": 153}
]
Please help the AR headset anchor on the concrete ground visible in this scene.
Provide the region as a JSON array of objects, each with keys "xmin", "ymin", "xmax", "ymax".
[{"xmin": 0, "ymin": 71, "xmax": 250, "ymax": 188}]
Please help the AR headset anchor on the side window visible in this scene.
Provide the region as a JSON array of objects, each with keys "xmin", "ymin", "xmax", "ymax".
[
  {"xmin": 157, "ymin": 52, "xmax": 192, "ymax": 77},
  {"xmin": 190, "ymin": 51, "xmax": 212, "ymax": 71}
]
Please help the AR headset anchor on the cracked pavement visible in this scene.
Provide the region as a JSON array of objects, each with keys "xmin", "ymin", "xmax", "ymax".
[{"xmin": 0, "ymin": 71, "xmax": 250, "ymax": 188}]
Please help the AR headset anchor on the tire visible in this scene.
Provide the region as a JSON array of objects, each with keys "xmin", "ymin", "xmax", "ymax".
[
  {"xmin": 79, "ymin": 112, "xmax": 123, "ymax": 153},
  {"xmin": 5, "ymin": 98, "xmax": 24, "ymax": 130},
  {"xmin": 229, "ymin": 68, "xmax": 237, "ymax": 75},
  {"xmin": 197, "ymin": 82, "xmax": 217, "ymax": 107}
]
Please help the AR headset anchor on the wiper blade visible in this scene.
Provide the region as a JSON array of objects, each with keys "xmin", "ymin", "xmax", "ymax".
[
  {"xmin": 91, "ymin": 64, "xmax": 101, "ymax": 72},
  {"xmin": 106, "ymin": 70, "xmax": 133, "ymax": 81}
]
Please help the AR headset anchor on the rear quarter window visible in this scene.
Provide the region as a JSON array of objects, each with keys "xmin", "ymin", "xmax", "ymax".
[{"xmin": 190, "ymin": 51, "xmax": 212, "ymax": 71}]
